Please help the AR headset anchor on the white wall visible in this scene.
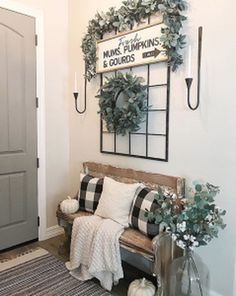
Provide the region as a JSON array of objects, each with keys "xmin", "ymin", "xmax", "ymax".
[
  {"xmin": 0, "ymin": 0, "xmax": 70, "ymax": 228},
  {"xmin": 69, "ymin": 0, "xmax": 236, "ymax": 295},
  {"xmin": 37, "ymin": 0, "xmax": 69, "ymax": 228}
]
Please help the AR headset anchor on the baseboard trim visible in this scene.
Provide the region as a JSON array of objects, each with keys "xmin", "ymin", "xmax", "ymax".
[{"xmin": 44, "ymin": 225, "xmax": 64, "ymax": 240}]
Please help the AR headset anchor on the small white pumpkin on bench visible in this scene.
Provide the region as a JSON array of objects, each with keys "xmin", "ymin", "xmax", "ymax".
[{"xmin": 60, "ymin": 196, "xmax": 79, "ymax": 214}]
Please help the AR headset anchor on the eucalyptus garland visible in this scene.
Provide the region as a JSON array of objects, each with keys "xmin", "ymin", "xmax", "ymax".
[
  {"xmin": 96, "ymin": 72, "xmax": 147, "ymax": 135},
  {"xmin": 81, "ymin": 0, "xmax": 187, "ymax": 81}
]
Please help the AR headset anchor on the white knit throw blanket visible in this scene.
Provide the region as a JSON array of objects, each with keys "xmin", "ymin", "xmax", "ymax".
[{"xmin": 66, "ymin": 215, "xmax": 124, "ymax": 291}]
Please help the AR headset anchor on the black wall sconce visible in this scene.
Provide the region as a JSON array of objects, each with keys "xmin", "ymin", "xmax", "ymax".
[
  {"xmin": 185, "ymin": 26, "xmax": 203, "ymax": 110},
  {"xmin": 73, "ymin": 70, "xmax": 87, "ymax": 114}
]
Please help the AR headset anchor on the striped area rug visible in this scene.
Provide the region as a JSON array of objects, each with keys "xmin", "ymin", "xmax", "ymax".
[{"xmin": 0, "ymin": 248, "xmax": 111, "ymax": 296}]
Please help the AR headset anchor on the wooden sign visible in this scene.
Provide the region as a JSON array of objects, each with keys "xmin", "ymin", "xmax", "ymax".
[{"xmin": 96, "ymin": 22, "xmax": 167, "ymax": 74}]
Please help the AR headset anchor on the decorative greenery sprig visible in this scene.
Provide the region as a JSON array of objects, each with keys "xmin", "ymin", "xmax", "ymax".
[
  {"xmin": 147, "ymin": 183, "xmax": 226, "ymax": 250},
  {"xmin": 96, "ymin": 72, "xmax": 147, "ymax": 135},
  {"xmin": 81, "ymin": 0, "xmax": 187, "ymax": 81}
]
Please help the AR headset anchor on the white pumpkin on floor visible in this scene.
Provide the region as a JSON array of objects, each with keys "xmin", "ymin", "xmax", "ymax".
[
  {"xmin": 127, "ymin": 278, "xmax": 156, "ymax": 296},
  {"xmin": 60, "ymin": 196, "xmax": 79, "ymax": 214}
]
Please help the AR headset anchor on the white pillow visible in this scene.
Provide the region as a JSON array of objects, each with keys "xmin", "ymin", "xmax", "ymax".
[{"xmin": 94, "ymin": 176, "xmax": 141, "ymax": 227}]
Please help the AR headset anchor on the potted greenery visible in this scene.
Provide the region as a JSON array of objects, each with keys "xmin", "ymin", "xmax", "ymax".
[{"xmin": 147, "ymin": 182, "xmax": 226, "ymax": 296}]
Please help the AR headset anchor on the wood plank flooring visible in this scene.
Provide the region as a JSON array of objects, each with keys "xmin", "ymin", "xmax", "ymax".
[{"xmin": 0, "ymin": 235, "xmax": 157, "ymax": 295}]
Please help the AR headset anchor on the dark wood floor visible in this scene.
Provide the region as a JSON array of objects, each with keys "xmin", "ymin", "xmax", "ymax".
[
  {"xmin": 0, "ymin": 235, "xmax": 157, "ymax": 295},
  {"xmin": 0, "ymin": 235, "xmax": 66, "ymax": 263}
]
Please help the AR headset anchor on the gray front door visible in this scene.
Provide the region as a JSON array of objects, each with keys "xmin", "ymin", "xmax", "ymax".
[{"xmin": 0, "ymin": 8, "xmax": 38, "ymax": 250}]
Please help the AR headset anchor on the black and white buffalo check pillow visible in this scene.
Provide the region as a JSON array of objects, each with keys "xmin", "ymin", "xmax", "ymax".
[
  {"xmin": 78, "ymin": 173, "xmax": 104, "ymax": 213},
  {"xmin": 129, "ymin": 187, "xmax": 160, "ymax": 237}
]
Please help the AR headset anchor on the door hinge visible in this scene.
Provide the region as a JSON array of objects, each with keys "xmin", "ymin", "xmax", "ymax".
[
  {"xmin": 35, "ymin": 34, "xmax": 38, "ymax": 46},
  {"xmin": 37, "ymin": 158, "xmax": 40, "ymax": 168},
  {"xmin": 38, "ymin": 216, "xmax": 40, "ymax": 227},
  {"xmin": 36, "ymin": 97, "xmax": 39, "ymax": 108}
]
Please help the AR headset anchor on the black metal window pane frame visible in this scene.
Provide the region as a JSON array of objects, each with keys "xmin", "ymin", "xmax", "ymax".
[
  {"xmin": 103, "ymin": 131, "xmax": 166, "ymax": 137},
  {"xmin": 100, "ymin": 63, "xmax": 170, "ymax": 161}
]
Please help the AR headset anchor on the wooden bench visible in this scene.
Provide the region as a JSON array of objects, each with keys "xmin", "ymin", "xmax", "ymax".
[{"xmin": 56, "ymin": 162, "xmax": 185, "ymax": 281}]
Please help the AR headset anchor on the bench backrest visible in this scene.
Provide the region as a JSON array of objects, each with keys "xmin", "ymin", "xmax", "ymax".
[{"xmin": 83, "ymin": 161, "xmax": 185, "ymax": 196}]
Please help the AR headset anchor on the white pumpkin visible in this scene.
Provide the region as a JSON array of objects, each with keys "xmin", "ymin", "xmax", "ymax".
[
  {"xmin": 60, "ymin": 196, "xmax": 79, "ymax": 214},
  {"xmin": 127, "ymin": 278, "xmax": 156, "ymax": 296}
]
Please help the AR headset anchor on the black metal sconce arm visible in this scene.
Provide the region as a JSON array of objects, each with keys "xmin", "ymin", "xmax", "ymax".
[
  {"xmin": 74, "ymin": 75, "xmax": 87, "ymax": 114},
  {"xmin": 185, "ymin": 26, "xmax": 203, "ymax": 111}
]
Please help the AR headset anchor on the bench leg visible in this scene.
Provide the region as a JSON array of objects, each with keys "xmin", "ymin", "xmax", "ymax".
[{"xmin": 57, "ymin": 219, "xmax": 72, "ymax": 256}]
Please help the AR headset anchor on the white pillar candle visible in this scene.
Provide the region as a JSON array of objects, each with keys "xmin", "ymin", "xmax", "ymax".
[
  {"xmin": 74, "ymin": 72, "xmax": 78, "ymax": 92},
  {"xmin": 187, "ymin": 45, "xmax": 192, "ymax": 78}
]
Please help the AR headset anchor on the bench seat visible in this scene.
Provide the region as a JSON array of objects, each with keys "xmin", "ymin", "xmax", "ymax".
[{"xmin": 56, "ymin": 207, "xmax": 154, "ymax": 260}]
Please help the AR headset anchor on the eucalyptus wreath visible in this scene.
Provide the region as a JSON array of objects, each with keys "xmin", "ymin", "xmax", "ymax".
[
  {"xmin": 81, "ymin": 0, "xmax": 187, "ymax": 81},
  {"xmin": 96, "ymin": 72, "xmax": 147, "ymax": 136}
]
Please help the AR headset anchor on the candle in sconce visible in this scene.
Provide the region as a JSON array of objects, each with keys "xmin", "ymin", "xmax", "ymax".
[
  {"xmin": 187, "ymin": 45, "xmax": 192, "ymax": 78},
  {"xmin": 74, "ymin": 72, "xmax": 78, "ymax": 93}
]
